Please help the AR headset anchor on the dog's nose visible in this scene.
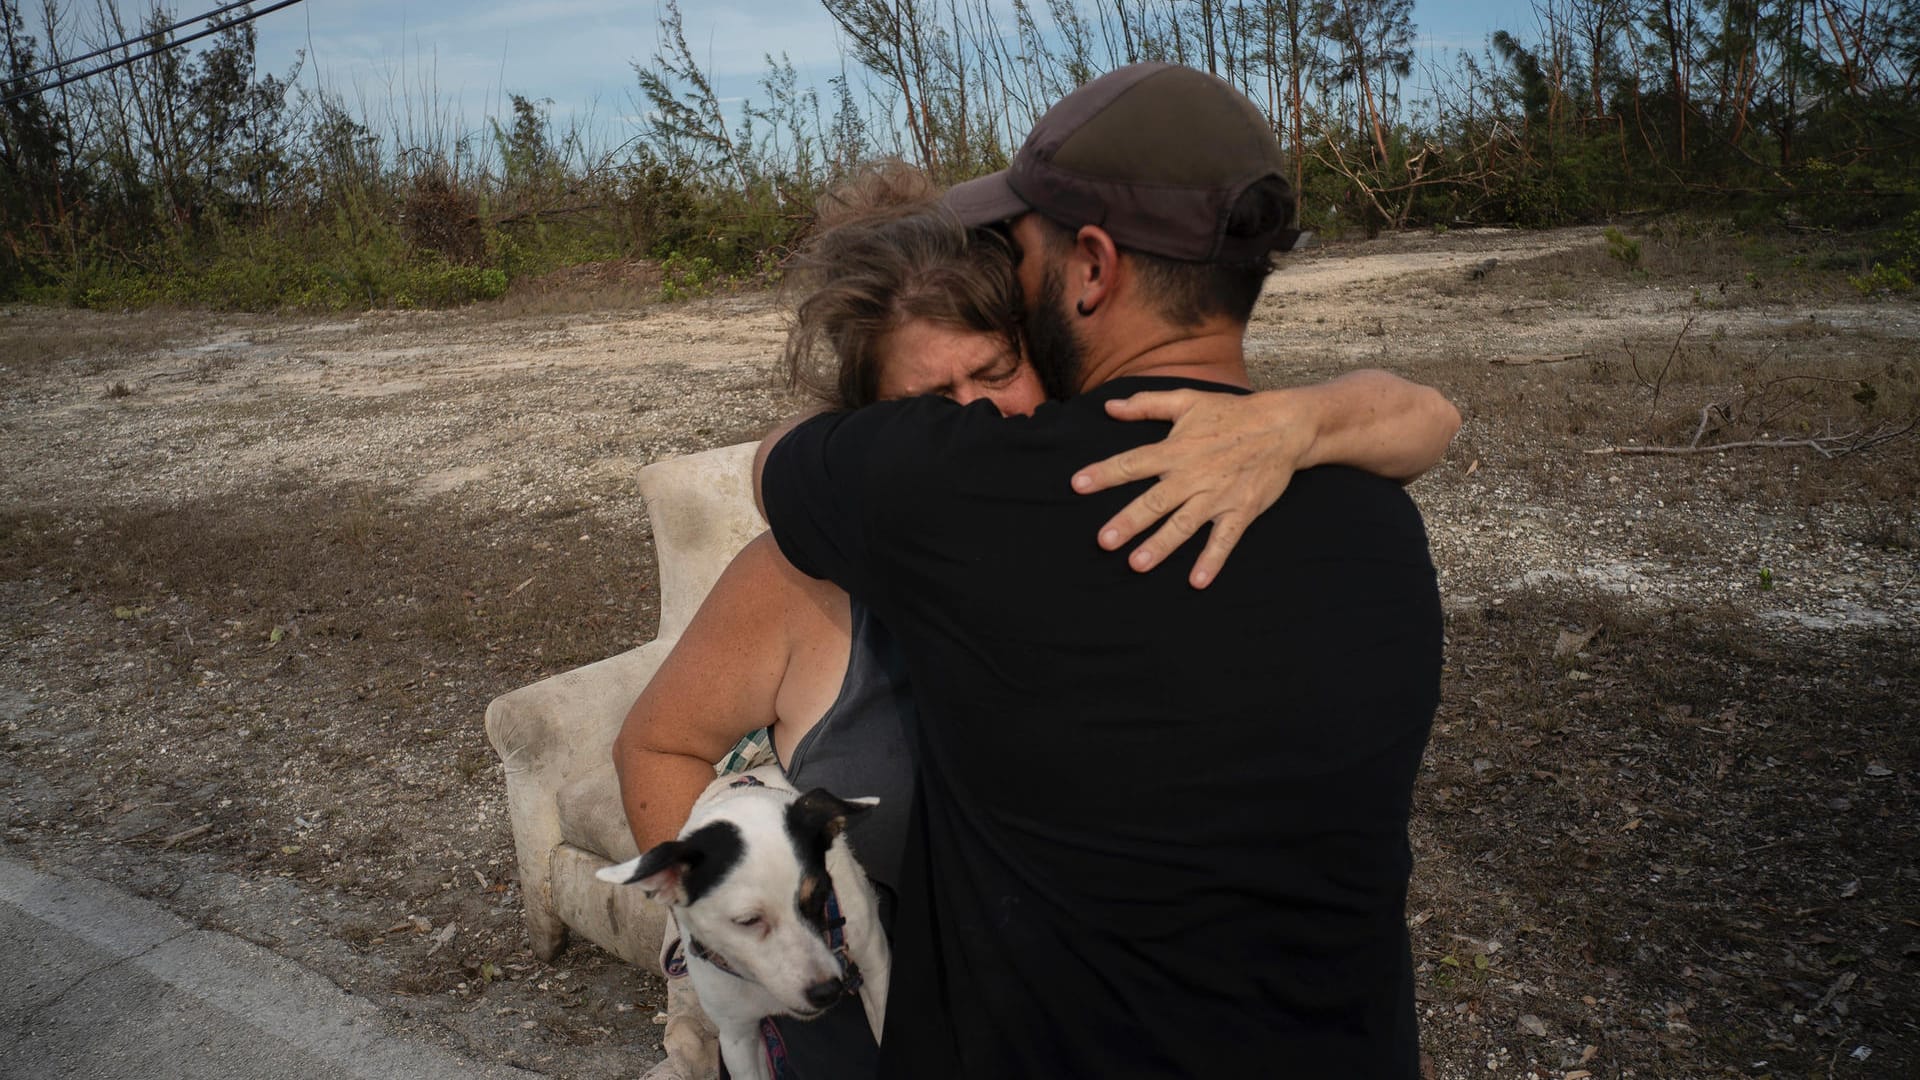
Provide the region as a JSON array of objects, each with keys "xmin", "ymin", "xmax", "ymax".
[{"xmin": 803, "ymin": 978, "xmax": 844, "ymax": 1008}]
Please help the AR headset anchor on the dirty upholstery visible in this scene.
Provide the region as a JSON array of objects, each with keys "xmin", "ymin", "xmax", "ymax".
[{"xmin": 483, "ymin": 441, "xmax": 765, "ymax": 968}]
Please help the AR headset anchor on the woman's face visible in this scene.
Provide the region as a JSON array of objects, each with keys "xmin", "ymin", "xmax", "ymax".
[{"xmin": 875, "ymin": 318, "xmax": 1046, "ymax": 417}]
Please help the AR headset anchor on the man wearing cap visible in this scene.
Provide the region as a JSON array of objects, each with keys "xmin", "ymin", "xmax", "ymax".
[{"xmin": 756, "ymin": 63, "xmax": 1442, "ymax": 1077}]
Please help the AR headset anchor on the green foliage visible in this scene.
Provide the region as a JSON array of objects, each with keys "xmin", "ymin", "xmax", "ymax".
[
  {"xmin": 658, "ymin": 252, "xmax": 725, "ymax": 301},
  {"xmin": 1501, "ymin": 171, "xmax": 1592, "ymax": 228},
  {"xmin": 490, "ymin": 220, "xmax": 628, "ymax": 282},
  {"xmin": 57, "ymin": 222, "xmax": 510, "ymax": 312},
  {"xmin": 1603, "ymin": 227, "xmax": 1642, "ymax": 268},
  {"xmin": 1848, "ymin": 263, "xmax": 1914, "ymax": 296},
  {"xmin": 8, "ymin": 0, "xmax": 1920, "ymax": 312},
  {"xmin": 1880, "ymin": 210, "xmax": 1920, "ymax": 277}
]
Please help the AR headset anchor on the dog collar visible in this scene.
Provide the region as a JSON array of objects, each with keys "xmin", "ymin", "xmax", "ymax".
[
  {"xmin": 821, "ymin": 888, "xmax": 865, "ymax": 994},
  {"xmin": 686, "ymin": 933, "xmax": 745, "ymax": 979}
]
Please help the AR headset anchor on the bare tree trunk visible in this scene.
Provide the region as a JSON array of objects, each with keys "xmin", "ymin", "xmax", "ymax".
[
  {"xmin": 1282, "ymin": 0, "xmax": 1308, "ymax": 200},
  {"xmin": 1659, "ymin": 0, "xmax": 1688, "ymax": 163},
  {"xmin": 948, "ymin": 0, "xmax": 969, "ymax": 169},
  {"xmin": 1201, "ymin": 0, "xmax": 1219, "ymax": 74},
  {"xmin": 1781, "ymin": 0, "xmax": 1798, "ymax": 166},
  {"xmin": 1350, "ymin": 40, "xmax": 1389, "ymax": 166},
  {"xmin": 1264, "ymin": 0, "xmax": 1280, "ymax": 134},
  {"xmin": 1814, "ymin": 0, "xmax": 1860, "ymax": 96},
  {"xmin": 883, "ymin": 1, "xmax": 936, "ymax": 171}
]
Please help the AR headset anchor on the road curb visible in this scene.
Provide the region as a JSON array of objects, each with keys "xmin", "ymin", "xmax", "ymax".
[{"xmin": 0, "ymin": 854, "xmax": 537, "ymax": 1079}]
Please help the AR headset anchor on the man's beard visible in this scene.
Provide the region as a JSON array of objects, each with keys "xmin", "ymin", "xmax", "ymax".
[{"xmin": 1022, "ymin": 267, "xmax": 1088, "ymax": 401}]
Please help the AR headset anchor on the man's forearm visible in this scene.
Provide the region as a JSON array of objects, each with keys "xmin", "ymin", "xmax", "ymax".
[{"xmin": 1288, "ymin": 370, "xmax": 1460, "ymax": 481}]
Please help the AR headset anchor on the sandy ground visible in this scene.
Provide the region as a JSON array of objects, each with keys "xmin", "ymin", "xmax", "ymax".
[{"xmin": 3, "ymin": 224, "xmax": 1917, "ymax": 1078}]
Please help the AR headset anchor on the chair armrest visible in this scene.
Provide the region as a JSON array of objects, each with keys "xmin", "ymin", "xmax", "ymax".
[{"xmin": 485, "ymin": 640, "xmax": 674, "ymax": 959}]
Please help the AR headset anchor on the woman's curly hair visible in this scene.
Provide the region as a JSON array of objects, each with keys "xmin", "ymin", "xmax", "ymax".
[{"xmin": 782, "ymin": 163, "xmax": 1022, "ymax": 410}]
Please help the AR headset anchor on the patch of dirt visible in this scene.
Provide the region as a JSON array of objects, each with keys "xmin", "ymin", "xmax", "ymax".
[{"xmin": 3, "ymin": 224, "xmax": 1916, "ymax": 1077}]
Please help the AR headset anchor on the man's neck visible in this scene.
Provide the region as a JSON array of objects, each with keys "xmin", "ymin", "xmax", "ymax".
[{"xmin": 1076, "ymin": 323, "xmax": 1251, "ymax": 393}]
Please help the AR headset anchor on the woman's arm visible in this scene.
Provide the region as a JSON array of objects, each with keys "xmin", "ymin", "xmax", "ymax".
[
  {"xmin": 1071, "ymin": 370, "xmax": 1461, "ymax": 589},
  {"xmin": 613, "ymin": 534, "xmax": 802, "ymax": 853}
]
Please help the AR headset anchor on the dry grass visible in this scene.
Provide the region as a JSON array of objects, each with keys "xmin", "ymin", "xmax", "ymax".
[
  {"xmin": 0, "ymin": 483, "xmax": 659, "ymax": 678},
  {"xmin": 0, "ymin": 308, "xmax": 198, "ymax": 377},
  {"xmin": 1418, "ymin": 586, "xmax": 1918, "ymax": 1077},
  {"xmin": 1465, "ymin": 224, "xmax": 1885, "ymax": 315},
  {"xmin": 478, "ymin": 259, "xmax": 667, "ymax": 319},
  {"xmin": 1440, "ymin": 318, "xmax": 1920, "ymax": 510}
]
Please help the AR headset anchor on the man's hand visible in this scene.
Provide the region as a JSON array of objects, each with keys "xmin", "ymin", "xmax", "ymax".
[
  {"xmin": 1072, "ymin": 372, "xmax": 1460, "ymax": 589},
  {"xmin": 1071, "ymin": 388, "xmax": 1314, "ymax": 589}
]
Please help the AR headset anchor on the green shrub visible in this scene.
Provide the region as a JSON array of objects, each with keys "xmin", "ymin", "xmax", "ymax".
[
  {"xmin": 1883, "ymin": 210, "xmax": 1920, "ymax": 276},
  {"xmin": 658, "ymin": 251, "xmax": 726, "ymax": 301},
  {"xmin": 1603, "ymin": 226, "xmax": 1642, "ymax": 267},
  {"xmin": 1848, "ymin": 263, "xmax": 1915, "ymax": 295}
]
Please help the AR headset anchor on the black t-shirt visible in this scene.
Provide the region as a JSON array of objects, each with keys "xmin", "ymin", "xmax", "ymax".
[{"xmin": 762, "ymin": 376, "xmax": 1441, "ymax": 1079}]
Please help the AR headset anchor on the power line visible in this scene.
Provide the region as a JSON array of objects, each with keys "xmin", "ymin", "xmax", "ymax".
[
  {"xmin": 6, "ymin": 0, "xmax": 262, "ymax": 87},
  {"xmin": 1, "ymin": 0, "xmax": 306, "ymax": 108}
]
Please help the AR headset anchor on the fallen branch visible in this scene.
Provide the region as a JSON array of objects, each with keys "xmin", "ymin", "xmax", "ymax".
[
  {"xmin": 1687, "ymin": 403, "xmax": 1730, "ymax": 448},
  {"xmin": 161, "ymin": 822, "xmax": 214, "ymax": 849},
  {"xmin": 1491, "ymin": 351, "xmax": 1589, "ymax": 366},
  {"xmin": 1587, "ymin": 438, "xmax": 1847, "ymax": 457},
  {"xmin": 1586, "ymin": 418, "xmax": 1917, "ymax": 458}
]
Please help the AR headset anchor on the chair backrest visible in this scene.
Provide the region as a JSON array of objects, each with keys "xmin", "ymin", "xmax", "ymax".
[{"xmin": 635, "ymin": 442, "xmax": 768, "ymax": 641}]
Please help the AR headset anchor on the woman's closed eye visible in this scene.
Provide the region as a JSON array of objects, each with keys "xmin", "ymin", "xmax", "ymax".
[{"xmin": 976, "ymin": 356, "xmax": 1021, "ymax": 387}]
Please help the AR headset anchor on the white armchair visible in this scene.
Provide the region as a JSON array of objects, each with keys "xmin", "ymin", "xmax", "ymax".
[{"xmin": 483, "ymin": 441, "xmax": 767, "ymax": 967}]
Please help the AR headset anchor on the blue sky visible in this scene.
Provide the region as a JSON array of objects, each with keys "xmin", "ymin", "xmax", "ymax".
[{"xmin": 51, "ymin": 1, "xmax": 1543, "ymax": 146}]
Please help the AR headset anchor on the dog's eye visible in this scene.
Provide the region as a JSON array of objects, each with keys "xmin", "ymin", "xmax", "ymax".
[{"xmin": 733, "ymin": 914, "xmax": 763, "ymax": 928}]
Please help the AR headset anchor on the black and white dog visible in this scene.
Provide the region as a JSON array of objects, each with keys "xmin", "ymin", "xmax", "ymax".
[{"xmin": 597, "ymin": 767, "xmax": 890, "ymax": 1080}]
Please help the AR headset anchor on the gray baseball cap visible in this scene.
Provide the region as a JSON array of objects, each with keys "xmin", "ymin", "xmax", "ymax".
[{"xmin": 943, "ymin": 63, "xmax": 1302, "ymax": 262}]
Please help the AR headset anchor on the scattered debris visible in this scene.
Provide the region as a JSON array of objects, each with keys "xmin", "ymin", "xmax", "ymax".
[{"xmin": 160, "ymin": 822, "xmax": 213, "ymax": 849}]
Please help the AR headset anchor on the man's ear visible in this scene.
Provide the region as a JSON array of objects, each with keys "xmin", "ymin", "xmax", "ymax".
[
  {"xmin": 597, "ymin": 840, "xmax": 702, "ymax": 904},
  {"xmin": 788, "ymin": 788, "xmax": 878, "ymax": 847},
  {"xmin": 1072, "ymin": 224, "xmax": 1121, "ymax": 316}
]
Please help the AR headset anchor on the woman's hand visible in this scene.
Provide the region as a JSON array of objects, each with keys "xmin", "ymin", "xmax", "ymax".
[
  {"xmin": 1071, "ymin": 388, "xmax": 1316, "ymax": 590},
  {"xmin": 1072, "ymin": 372, "xmax": 1460, "ymax": 589}
]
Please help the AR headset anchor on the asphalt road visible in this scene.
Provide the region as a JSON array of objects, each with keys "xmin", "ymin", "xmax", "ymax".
[{"xmin": 0, "ymin": 854, "xmax": 534, "ymax": 1079}]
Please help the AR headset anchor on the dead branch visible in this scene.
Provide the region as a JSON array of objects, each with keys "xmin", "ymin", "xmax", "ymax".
[
  {"xmin": 161, "ymin": 822, "xmax": 213, "ymax": 848},
  {"xmin": 1633, "ymin": 315, "xmax": 1695, "ymax": 422},
  {"xmin": 1307, "ymin": 139, "xmax": 1396, "ymax": 230},
  {"xmin": 1588, "ymin": 437, "xmax": 1844, "ymax": 457},
  {"xmin": 1586, "ymin": 418, "xmax": 1917, "ymax": 458},
  {"xmin": 1490, "ymin": 351, "xmax": 1589, "ymax": 366},
  {"xmin": 1687, "ymin": 403, "xmax": 1730, "ymax": 448}
]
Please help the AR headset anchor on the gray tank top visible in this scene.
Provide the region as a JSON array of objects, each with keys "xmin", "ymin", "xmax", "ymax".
[{"xmin": 780, "ymin": 599, "xmax": 915, "ymax": 916}]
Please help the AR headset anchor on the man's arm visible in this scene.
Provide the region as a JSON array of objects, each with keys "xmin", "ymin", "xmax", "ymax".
[
  {"xmin": 1071, "ymin": 370, "xmax": 1460, "ymax": 588},
  {"xmin": 753, "ymin": 410, "xmax": 821, "ymax": 522},
  {"xmin": 756, "ymin": 396, "xmax": 963, "ymax": 599},
  {"xmin": 612, "ymin": 535, "xmax": 799, "ymax": 852}
]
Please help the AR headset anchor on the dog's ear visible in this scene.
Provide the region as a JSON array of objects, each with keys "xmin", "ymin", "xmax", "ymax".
[
  {"xmin": 597, "ymin": 840, "xmax": 701, "ymax": 903},
  {"xmin": 788, "ymin": 789, "xmax": 878, "ymax": 846}
]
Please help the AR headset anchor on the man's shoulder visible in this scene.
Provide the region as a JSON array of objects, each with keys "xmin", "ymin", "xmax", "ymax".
[
  {"xmin": 1257, "ymin": 464, "xmax": 1431, "ymax": 561},
  {"xmin": 778, "ymin": 394, "xmax": 1002, "ymax": 463}
]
